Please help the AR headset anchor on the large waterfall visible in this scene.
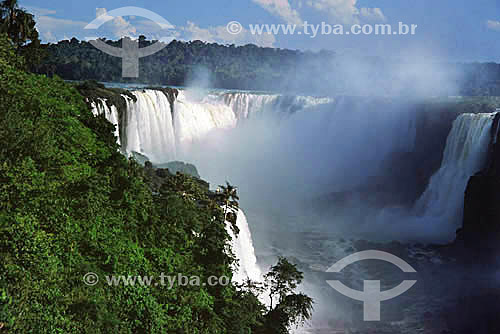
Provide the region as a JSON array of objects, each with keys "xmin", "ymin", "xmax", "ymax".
[
  {"xmin": 92, "ymin": 88, "xmax": 333, "ymax": 163},
  {"xmin": 413, "ymin": 113, "xmax": 496, "ymax": 229},
  {"xmin": 91, "ymin": 87, "xmax": 498, "ymax": 265},
  {"xmin": 90, "ymin": 87, "xmax": 500, "ymax": 334},
  {"xmin": 91, "ymin": 89, "xmax": 335, "ymax": 285},
  {"xmin": 124, "ymin": 90, "xmax": 177, "ymax": 162},
  {"xmin": 374, "ymin": 112, "xmax": 497, "ymax": 240}
]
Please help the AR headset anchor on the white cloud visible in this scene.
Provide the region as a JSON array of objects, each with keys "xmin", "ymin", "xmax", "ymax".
[
  {"xmin": 487, "ymin": 20, "xmax": 500, "ymax": 31},
  {"xmin": 134, "ymin": 20, "xmax": 180, "ymax": 42},
  {"xmin": 23, "ymin": 6, "xmax": 57, "ymax": 16},
  {"xmin": 22, "ymin": 6, "xmax": 90, "ymax": 42},
  {"xmin": 182, "ymin": 21, "xmax": 276, "ymax": 47},
  {"xmin": 306, "ymin": 0, "xmax": 385, "ymax": 24},
  {"xmin": 28, "ymin": 6, "xmax": 274, "ymax": 47},
  {"xmin": 360, "ymin": 7, "xmax": 386, "ymax": 22},
  {"xmin": 36, "ymin": 15, "xmax": 87, "ymax": 42},
  {"xmin": 42, "ymin": 30, "xmax": 56, "ymax": 42},
  {"xmin": 95, "ymin": 8, "xmax": 137, "ymax": 38},
  {"xmin": 252, "ymin": 0, "xmax": 303, "ymax": 25}
]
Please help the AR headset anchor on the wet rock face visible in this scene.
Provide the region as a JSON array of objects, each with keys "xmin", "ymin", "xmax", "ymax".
[
  {"xmin": 462, "ymin": 174, "xmax": 500, "ymax": 250},
  {"xmin": 462, "ymin": 113, "xmax": 500, "ymax": 250}
]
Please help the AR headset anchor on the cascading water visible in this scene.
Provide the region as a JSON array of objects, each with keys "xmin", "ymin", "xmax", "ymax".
[
  {"xmin": 89, "ymin": 87, "xmax": 500, "ymax": 332},
  {"xmin": 413, "ymin": 112, "xmax": 496, "ymax": 223},
  {"xmin": 173, "ymin": 91, "xmax": 237, "ymax": 149},
  {"xmin": 226, "ymin": 209, "xmax": 263, "ymax": 283},
  {"xmin": 375, "ymin": 112, "xmax": 496, "ymax": 240},
  {"xmin": 91, "ymin": 99, "xmax": 121, "ymax": 145},
  {"xmin": 123, "ymin": 90, "xmax": 177, "ymax": 162},
  {"xmin": 219, "ymin": 92, "xmax": 333, "ymax": 119},
  {"xmin": 219, "ymin": 92, "xmax": 279, "ymax": 119},
  {"xmin": 91, "ymin": 89, "xmax": 333, "ymax": 163}
]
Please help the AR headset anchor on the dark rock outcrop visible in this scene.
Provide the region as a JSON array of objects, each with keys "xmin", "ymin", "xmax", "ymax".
[
  {"xmin": 154, "ymin": 161, "xmax": 201, "ymax": 179},
  {"xmin": 143, "ymin": 162, "xmax": 209, "ymax": 194},
  {"xmin": 461, "ymin": 112, "xmax": 500, "ymax": 250}
]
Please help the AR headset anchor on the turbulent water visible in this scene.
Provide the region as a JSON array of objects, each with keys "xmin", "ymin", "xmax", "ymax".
[
  {"xmin": 91, "ymin": 89, "xmax": 334, "ymax": 285},
  {"xmin": 413, "ymin": 113, "xmax": 495, "ymax": 230},
  {"xmin": 92, "ymin": 88, "xmax": 499, "ymax": 333},
  {"xmin": 124, "ymin": 90, "xmax": 177, "ymax": 162},
  {"xmin": 372, "ymin": 112, "xmax": 496, "ymax": 241},
  {"xmin": 92, "ymin": 89, "xmax": 334, "ymax": 162},
  {"xmin": 226, "ymin": 209, "xmax": 263, "ymax": 283},
  {"xmin": 90, "ymin": 99, "xmax": 121, "ymax": 145}
]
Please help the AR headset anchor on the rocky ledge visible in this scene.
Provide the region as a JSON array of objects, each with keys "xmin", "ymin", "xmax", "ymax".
[{"xmin": 460, "ymin": 112, "xmax": 500, "ymax": 251}]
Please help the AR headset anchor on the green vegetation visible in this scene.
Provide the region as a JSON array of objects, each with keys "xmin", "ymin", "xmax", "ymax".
[
  {"xmin": 0, "ymin": 14, "xmax": 313, "ymax": 332},
  {"xmin": 34, "ymin": 36, "xmax": 334, "ymax": 92},
  {"xmin": 154, "ymin": 161, "xmax": 201, "ymax": 179},
  {"xmin": 261, "ymin": 258, "xmax": 314, "ymax": 334},
  {"xmin": 31, "ymin": 35, "xmax": 500, "ymax": 96},
  {"xmin": 0, "ymin": 0, "xmax": 38, "ymax": 48},
  {"xmin": 0, "ymin": 0, "xmax": 44, "ymax": 70}
]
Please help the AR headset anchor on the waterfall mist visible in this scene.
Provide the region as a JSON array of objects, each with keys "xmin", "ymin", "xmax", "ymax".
[
  {"xmin": 91, "ymin": 85, "xmax": 499, "ymax": 332},
  {"xmin": 91, "ymin": 53, "xmax": 494, "ymax": 330}
]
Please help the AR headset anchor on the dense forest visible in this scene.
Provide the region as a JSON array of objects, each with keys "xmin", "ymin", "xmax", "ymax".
[
  {"xmin": 34, "ymin": 37, "xmax": 322, "ymax": 91},
  {"xmin": 33, "ymin": 37, "xmax": 500, "ymax": 96},
  {"xmin": 0, "ymin": 1, "xmax": 313, "ymax": 333}
]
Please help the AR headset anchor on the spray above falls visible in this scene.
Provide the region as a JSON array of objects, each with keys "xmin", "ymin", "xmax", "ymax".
[
  {"xmin": 90, "ymin": 87, "xmax": 498, "ymax": 244},
  {"xmin": 91, "ymin": 88, "xmax": 333, "ymax": 164}
]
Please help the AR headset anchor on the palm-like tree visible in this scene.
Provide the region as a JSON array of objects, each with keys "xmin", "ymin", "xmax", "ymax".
[
  {"xmin": 0, "ymin": 0, "xmax": 39, "ymax": 48},
  {"xmin": 217, "ymin": 182, "xmax": 239, "ymax": 230}
]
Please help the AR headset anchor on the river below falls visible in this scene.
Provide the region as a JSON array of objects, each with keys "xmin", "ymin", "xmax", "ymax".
[{"xmin": 247, "ymin": 209, "xmax": 500, "ymax": 334}]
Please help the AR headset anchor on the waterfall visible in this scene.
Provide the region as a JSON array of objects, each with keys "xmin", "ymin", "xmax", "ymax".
[
  {"xmin": 414, "ymin": 113, "xmax": 495, "ymax": 220},
  {"xmin": 219, "ymin": 92, "xmax": 279, "ymax": 119},
  {"xmin": 173, "ymin": 91, "xmax": 237, "ymax": 148},
  {"xmin": 123, "ymin": 90, "xmax": 177, "ymax": 163},
  {"xmin": 226, "ymin": 209, "xmax": 263, "ymax": 283},
  {"xmin": 373, "ymin": 112, "xmax": 496, "ymax": 241},
  {"xmin": 394, "ymin": 112, "xmax": 496, "ymax": 240},
  {"xmin": 91, "ymin": 89, "xmax": 333, "ymax": 163},
  {"xmin": 219, "ymin": 92, "xmax": 333, "ymax": 120},
  {"xmin": 90, "ymin": 99, "xmax": 121, "ymax": 145}
]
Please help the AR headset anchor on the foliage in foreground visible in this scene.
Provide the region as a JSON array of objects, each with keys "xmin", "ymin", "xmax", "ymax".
[{"xmin": 0, "ymin": 33, "xmax": 313, "ymax": 333}]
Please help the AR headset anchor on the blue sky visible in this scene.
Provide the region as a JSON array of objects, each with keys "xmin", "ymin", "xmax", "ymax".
[{"xmin": 20, "ymin": 0, "xmax": 500, "ymax": 62}]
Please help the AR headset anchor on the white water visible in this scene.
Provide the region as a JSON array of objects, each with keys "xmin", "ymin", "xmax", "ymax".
[
  {"xmin": 90, "ymin": 89, "xmax": 500, "ymax": 333},
  {"xmin": 375, "ymin": 112, "xmax": 496, "ymax": 240},
  {"xmin": 90, "ymin": 99, "xmax": 121, "ymax": 145},
  {"xmin": 91, "ymin": 89, "xmax": 333, "ymax": 163},
  {"xmin": 413, "ymin": 113, "xmax": 495, "ymax": 222},
  {"xmin": 226, "ymin": 209, "xmax": 263, "ymax": 283},
  {"xmin": 91, "ymin": 88, "xmax": 496, "ymax": 284},
  {"xmin": 123, "ymin": 90, "xmax": 177, "ymax": 162},
  {"xmin": 219, "ymin": 92, "xmax": 332, "ymax": 119},
  {"xmin": 173, "ymin": 91, "xmax": 237, "ymax": 150}
]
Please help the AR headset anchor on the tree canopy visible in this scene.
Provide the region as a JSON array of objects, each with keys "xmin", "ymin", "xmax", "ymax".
[
  {"xmin": 30, "ymin": 36, "xmax": 500, "ymax": 96},
  {"xmin": 0, "ymin": 28, "xmax": 314, "ymax": 333}
]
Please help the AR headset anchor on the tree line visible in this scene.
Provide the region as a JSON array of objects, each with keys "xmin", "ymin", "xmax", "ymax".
[{"xmin": 0, "ymin": 1, "xmax": 314, "ymax": 333}]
